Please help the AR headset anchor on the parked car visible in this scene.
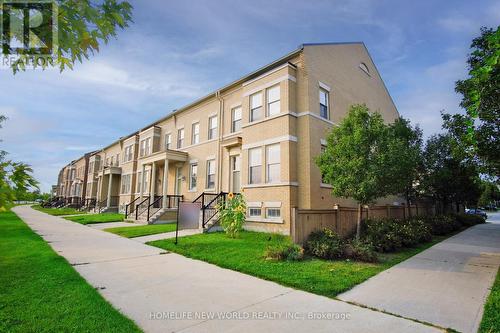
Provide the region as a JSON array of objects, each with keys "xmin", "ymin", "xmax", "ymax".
[{"xmin": 465, "ymin": 208, "xmax": 488, "ymax": 219}]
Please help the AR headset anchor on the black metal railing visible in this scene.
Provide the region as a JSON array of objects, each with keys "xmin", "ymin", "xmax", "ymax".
[
  {"xmin": 146, "ymin": 195, "xmax": 183, "ymax": 221},
  {"xmin": 193, "ymin": 192, "xmax": 232, "ymax": 229},
  {"xmin": 135, "ymin": 197, "xmax": 150, "ymax": 219},
  {"xmin": 125, "ymin": 196, "xmax": 141, "ymax": 219}
]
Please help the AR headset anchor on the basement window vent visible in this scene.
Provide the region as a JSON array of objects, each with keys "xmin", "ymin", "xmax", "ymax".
[{"xmin": 359, "ymin": 62, "xmax": 370, "ymax": 76}]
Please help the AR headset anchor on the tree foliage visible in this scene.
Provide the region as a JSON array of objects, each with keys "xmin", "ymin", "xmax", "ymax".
[
  {"xmin": 420, "ymin": 134, "xmax": 481, "ymax": 211},
  {"xmin": 443, "ymin": 26, "xmax": 500, "ymax": 176},
  {"xmin": 4, "ymin": 0, "xmax": 133, "ymax": 73},
  {"xmin": 0, "ymin": 117, "xmax": 39, "ymax": 210},
  {"xmin": 386, "ymin": 117, "xmax": 424, "ymax": 213},
  {"xmin": 316, "ymin": 105, "xmax": 395, "ymax": 237}
]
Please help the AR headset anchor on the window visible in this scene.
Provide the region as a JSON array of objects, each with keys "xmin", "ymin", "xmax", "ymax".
[
  {"xmin": 359, "ymin": 62, "xmax": 370, "ymax": 75},
  {"xmin": 206, "ymin": 160, "xmax": 215, "ymax": 189},
  {"xmin": 266, "ymin": 144, "xmax": 280, "ymax": 183},
  {"xmin": 231, "ymin": 107, "xmax": 242, "ymax": 132},
  {"xmin": 110, "ymin": 156, "xmax": 114, "ymax": 166},
  {"xmin": 249, "ymin": 148, "xmax": 262, "ymax": 184},
  {"xmin": 267, "ymin": 85, "xmax": 280, "ymax": 116},
  {"xmin": 115, "ymin": 154, "xmax": 120, "ymax": 166},
  {"xmin": 319, "ymin": 88, "xmax": 329, "ymax": 119},
  {"xmin": 208, "ymin": 116, "xmax": 217, "ymax": 139},
  {"xmin": 189, "ymin": 163, "xmax": 197, "ymax": 190},
  {"xmin": 191, "ymin": 123, "xmax": 200, "ymax": 144},
  {"xmin": 266, "ymin": 208, "xmax": 281, "ymax": 219},
  {"xmin": 177, "ymin": 128, "xmax": 184, "ymax": 148},
  {"xmin": 248, "ymin": 207, "xmax": 261, "ymax": 217},
  {"xmin": 121, "ymin": 174, "xmax": 131, "ymax": 194},
  {"xmin": 165, "ymin": 133, "xmax": 172, "ymax": 150},
  {"xmin": 123, "ymin": 145, "xmax": 133, "ymax": 162},
  {"xmin": 140, "ymin": 138, "xmax": 151, "ymax": 157},
  {"xmin": 250, "ymin": 92, "xmax": 262, "ymax": 122}
]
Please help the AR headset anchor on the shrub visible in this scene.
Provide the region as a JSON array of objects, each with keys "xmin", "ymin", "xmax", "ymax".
[
  {"xmin": 264, "ymin": 236, "xmax": 304, "ymax": 261},
  {"xmin": 363, "ymin": 218, "xmax": 403, "ymax": 252},
  {"xmin": 424, "ymin": 215, "xmax": 461, "ymax": 235},
  {"xmin": 399, "ymin": 217, "xmax": 432, "ymax": 246},
  {"xmin": 454, "ymin": 213, "xmax": 485, "ymax": 227},
  {"xmin": 217, "ymin": 193, "xmax": 246, "ymax": 238},
  {"xmin": 343, "ymin": 239, "xmax": 378, "ymax": 262},
  {"xmin": 304, "ymin": 228, "xmax": 344, "ymax": 259}
]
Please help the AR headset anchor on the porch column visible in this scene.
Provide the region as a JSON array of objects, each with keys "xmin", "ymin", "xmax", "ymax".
[
  {"xmin": 150, "ymin": 162, "xmax": 156, "ymax": 201},
  {"xmin": 140, "ymin": 164, "xmax": 146, "ymax": 200},
  {"xmin": 162, "ymin": 159, "xmax": 169, "ymax": 207},
  {"xmin": 107, "ymin": 174, "xmax": 112, "ymax": 208}
]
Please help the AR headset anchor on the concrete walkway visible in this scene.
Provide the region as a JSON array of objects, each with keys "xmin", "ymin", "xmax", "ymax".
[
  {"xmin": 12, "ymin": 205, "xmax": 438, "ymax": 333},
  {"xmin": 339, "ymin": 223, "xmax": 500, "ymax": 333},
  {"xmin": 132, "ymin": 229, "xmax": 202, "ymax": 243}
]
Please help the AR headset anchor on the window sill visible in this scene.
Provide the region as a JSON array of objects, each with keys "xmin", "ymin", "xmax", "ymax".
[
  {"xmin": 246, "ymin": 217, "xmax": 284, "ymax": 224},
  {"xmin": 320, "ymin": 183, "xmax": 333, "ymax": 188},
  {"xmin": 188, "ymin": 189, "xmax": 197, "ymax": 193},
  {"xmin": 243, "ymin": 182, "xmax": 298, "ymax": 188}
]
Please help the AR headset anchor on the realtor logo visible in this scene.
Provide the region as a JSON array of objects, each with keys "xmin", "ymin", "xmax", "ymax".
[{"xmin": 1, "ymin": 0, "xmax": 57, "ymax": 56}]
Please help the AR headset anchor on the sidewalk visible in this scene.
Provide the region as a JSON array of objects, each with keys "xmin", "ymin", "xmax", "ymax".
[
  {"xmin": 12, "ymin": 205, "xmax": 438, "ymax": 333},
  {"xmin": 338, "ymin": 223, "xmax": 500, "ymax": 333}
]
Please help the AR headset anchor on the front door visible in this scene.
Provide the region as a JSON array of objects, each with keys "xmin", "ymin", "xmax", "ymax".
[
  {"xmin": 175, "ymin": 167, "xmax": 182, "ymax": 195},
  {"xmin": 231, "ymin": 155, "xmax": 241, "ymax": 193}
]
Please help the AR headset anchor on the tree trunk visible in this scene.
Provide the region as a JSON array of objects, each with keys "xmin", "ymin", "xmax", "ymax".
[
  {"xmin": 356, "ymin": 203, "xmax": 362, "ymax": 240},
  {"xmin": 406, "ymin": 191, "xmax": 412, "ymax": 218}
]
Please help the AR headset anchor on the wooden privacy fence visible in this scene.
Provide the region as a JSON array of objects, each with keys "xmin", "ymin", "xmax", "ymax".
[{"xmin": 291, "ymin": 204, "xmax": 436, "ymax": 244}]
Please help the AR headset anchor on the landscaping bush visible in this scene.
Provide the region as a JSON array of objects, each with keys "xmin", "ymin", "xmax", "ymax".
[
  {"xmin": 399, "ymin": 217, "xmax": 432, "ymax": 246},
  {"xmin": 454, "ymin": 213, "xmax": 485, "ymax": 227},
  {"xmin": 343, "ymin": 239, "xmax": 378, "ymax": 263},
  {"xmin": 424, "ymin": 215, "xmax": 461, "ymax": 235},
  {"xmin": 265, "ymin": 241, "xmax": 304, "ymax": 261},
  {"xmin": 304, "ymin": 228, "xmax": 344, "ymax": 259},
  {"xmin": 363, "ymin": 218, "xmax": 403, "ymax": 252}
]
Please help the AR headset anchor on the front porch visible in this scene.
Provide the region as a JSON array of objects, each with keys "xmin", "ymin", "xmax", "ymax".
[{"xmin": 127, "ymin": 150, "xmax": 188, "ymax": 223}]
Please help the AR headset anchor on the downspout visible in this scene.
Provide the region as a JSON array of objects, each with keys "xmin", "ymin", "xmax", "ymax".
[{"xmin": 216, "ymin": 90, "xmax": 224, "ymax": 193}]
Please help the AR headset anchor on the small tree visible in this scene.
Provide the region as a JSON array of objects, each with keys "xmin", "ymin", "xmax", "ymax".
[
  {"xmin": 386, "ymin": 118, "xmax": 424, "ymax": 216},
  {"xmin": 316, "ymin": 105, "xmax": 394, "ymax": 239},
  {"xmin": 217, "ymin": 192, "xmax": 247, "ymax": 238}
]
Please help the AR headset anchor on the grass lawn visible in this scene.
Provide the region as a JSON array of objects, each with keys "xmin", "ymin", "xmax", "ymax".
[
  {"xmin": 150, "ymin": 231, "xmax": 446, "ymax": 298},
  {"xmin": 479, "ymin": 267, "xmax": 500, "ymax": 333},
  {"xmin": 32, "ymin": 204, "xmax": 86, "ymax": 216},
  {"xmin": 65, "ymin": 213, "xmax": 125, "ymax": 225},
  {"xmin": 0, "ymin": 210, "xmax": 142, "ymax": 333},
  {"xmin": 105, "ymin": 223, "xmax": 177, "ymax": 238}
]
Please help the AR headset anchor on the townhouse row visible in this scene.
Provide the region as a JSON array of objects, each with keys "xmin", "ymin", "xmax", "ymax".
[{"xmin": 55, "ymin": 42, "xmax": 399, "ymax": 234}]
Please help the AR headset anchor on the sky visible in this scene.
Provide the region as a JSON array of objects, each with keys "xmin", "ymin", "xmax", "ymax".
[{"xmin": 0, "ymin": 0, "xmax": 499, "ymax": 192}]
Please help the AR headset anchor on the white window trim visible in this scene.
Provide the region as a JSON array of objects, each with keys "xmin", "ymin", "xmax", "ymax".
[{"xmin": 319, "ymin": 81, "xmax": 331, "ymax": 91}]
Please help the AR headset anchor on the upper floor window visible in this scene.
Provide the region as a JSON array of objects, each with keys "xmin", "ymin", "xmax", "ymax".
[
  {"xmin": 123, "ymin": 145, "xmax": 133, "ymax": 162},
  {"xmin": 177, "ymin": 129, "xmax": 184, "ymax": 148},
  {"xmin": 266, "ymin": 144, "xmax": 280, "ymax": 183},
  {"xmin": 231, "ymin": 107, "xmax": 242, "ymax": 133},
  {"xmin": 249, "ymin": 148, "xmax": 262, "ymax": 184},
  {"xmin": 189, "ymin": 163, "xmax": 197, "ymax": 191},
  {"xmin": 115, "ymin": 153, "xmax": 120, "ymax": 166},
  {"xmin": 319, "ymin": 88, "xmax": 329, "ymax": 119},
  {"xmin": 206, "ymin": 159, "xmax": 215, "ymax": 189},
  {"xmin": 140, "ymin": 137, "xmax": 151, "ymax": 157},
  {"xmin": 208, "ymin": 116, "xmax": 217, "ymax": 140},
  {"xmin": 110, "ymin": 156, "xmax": 114, "ymax": 166},
  {"xmin": 165, "ymin": 133, "xmax": 172, "ymax": 150},
  {"xmin": 359, "ymin": 62, "xmax": 370, "ymax": 75},
  {"xmin": 192, "ymin": 123, "xmax": 200, "ymax": 145},
  {"xmin": 320, "ymin": 144, "xmax": 327, "ymax": 183},
  {"xmin": 267, "ymin": 85, "xmax": 280, "ymax": 117},
  {"xmin": 250, "ymin": 92, "xmax": 262, "ymax": 122}
]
